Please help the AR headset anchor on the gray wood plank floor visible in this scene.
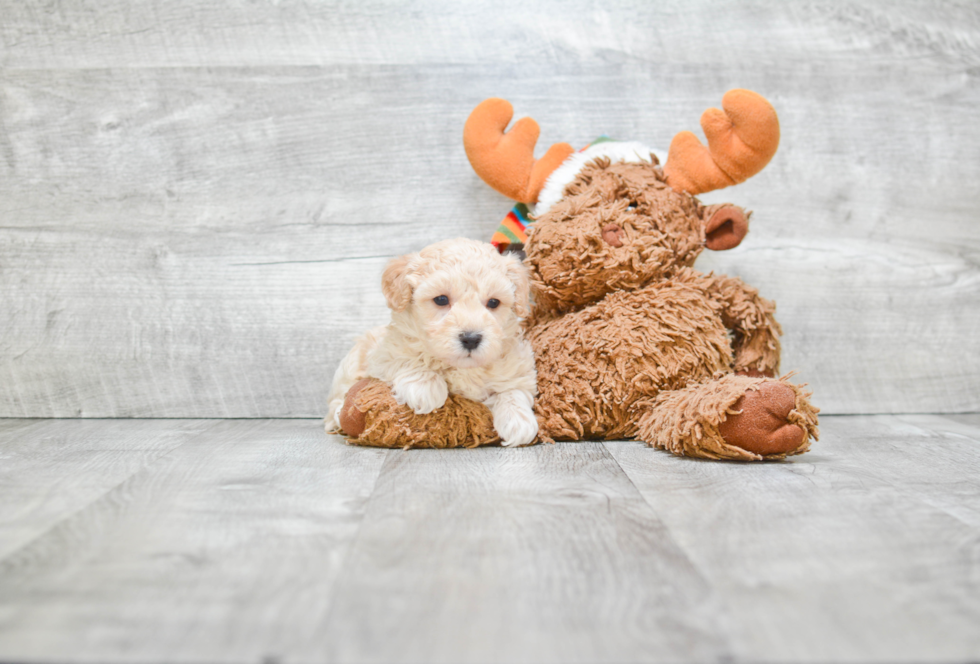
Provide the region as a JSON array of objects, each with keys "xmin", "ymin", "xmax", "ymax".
[{"xmin": 1, "ymin": 416, "xmax": 978, "ymax": 663}]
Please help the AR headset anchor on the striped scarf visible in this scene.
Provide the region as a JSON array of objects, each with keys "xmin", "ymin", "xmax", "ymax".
[{"xmin": 490, "ymin": 202, "xmax": 533, "ymax": 253}]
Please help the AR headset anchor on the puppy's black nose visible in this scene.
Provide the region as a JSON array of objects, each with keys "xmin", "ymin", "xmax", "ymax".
[{"xmin": 459, "ymin": 331, "xmax": 483, "ymax": 351}]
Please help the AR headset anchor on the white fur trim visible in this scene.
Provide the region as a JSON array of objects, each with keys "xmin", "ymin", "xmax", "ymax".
[{"xmin": 532, "ymin": 141, "xmax": 666, "ymax": 217}]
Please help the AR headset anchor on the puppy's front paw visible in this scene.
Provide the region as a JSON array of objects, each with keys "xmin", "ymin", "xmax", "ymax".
[
  {"xmin": 492, "ymin": 393, "xmax": 539, "ymax": 447},
  {"xmin": 496, "ymin": 409, "xmax": 538, "ymax": 447},
  {"xmin": 393, "ymin": 373, "xmax": 449, "ymax": 415}
]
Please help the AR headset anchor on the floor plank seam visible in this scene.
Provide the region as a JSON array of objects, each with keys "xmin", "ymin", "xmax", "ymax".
[
  {"xmin": 312, "ymin": 444, "xmax": 392, "ymax": 634},
  {"xmin": 0, "ymin": 420, "xmax": 228, "ymax": 566},
  {"xmin": 598, "ymin": 440, "xmax": 733, "ymax": 581}
]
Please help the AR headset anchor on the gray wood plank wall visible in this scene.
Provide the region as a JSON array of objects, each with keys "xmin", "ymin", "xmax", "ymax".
[{"xmin": 2, "ymin": 2, "xmax": 978, "ymax": 417}]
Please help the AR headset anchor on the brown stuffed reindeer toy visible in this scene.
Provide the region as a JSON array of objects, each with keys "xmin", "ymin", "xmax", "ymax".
[{"xmin": 333, "ymin": 90, "xmax": 818, "ymax": 461}]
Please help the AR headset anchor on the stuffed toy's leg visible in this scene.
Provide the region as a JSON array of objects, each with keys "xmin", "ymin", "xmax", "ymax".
[
  {"xmin": 636, "ymin": 373, "xmax": 819, "ymax": 461},
  {"xmin": 333, "ymin": 376, "xmax": 818, "ymax": 460},
  {"xmin": 332, "ymin": 378, "xmax": 501, "ymax": 449},
  {"xmin": 687, "ymin": 269, "xmax": 783, "ymax": 376}
]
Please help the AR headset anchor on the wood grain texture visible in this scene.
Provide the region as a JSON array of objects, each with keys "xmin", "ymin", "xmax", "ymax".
[
  {"xmin": 605, "ymin": 415, "xmax": 980, "ymax": 663},
  {"xmin": 1, "ymin": 2, "xmax": 978, "ymax": 416},
  {"xmin": 0, "ymin": 416, "xmax": 978, "ymax": 662},
  {"xmin": 310, "ymin": 442, "xmax": 727, "ymax": 664},
  {"xmin": 0, "ymin": 418, "xmax": 217, "ymax": 559},
  {"xmin": 0, "ymin": 420, "xmax": 388, "ymax": 663}
]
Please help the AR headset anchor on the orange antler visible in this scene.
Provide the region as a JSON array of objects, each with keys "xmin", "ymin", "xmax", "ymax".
[
  {"xmin": 663, "ymin": 89, "xmax": 780, "ymax": 196},
  {"xmin": 463, "ymin": 98, "xmax": 574, "ymax": 204}
]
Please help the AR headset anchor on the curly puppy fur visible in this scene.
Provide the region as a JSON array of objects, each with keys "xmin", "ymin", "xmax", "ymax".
[{"xmin": 326, "ymin": 237, "xmax": 538, "ymax": 447}]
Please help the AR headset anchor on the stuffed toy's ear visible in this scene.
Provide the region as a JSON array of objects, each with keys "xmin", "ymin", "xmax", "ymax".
[
  {"xmin": 503, "ymin": 253, "xmax": 531, "ymax": 318},
  {"xmin": 703, "ymin": 204, "xmax": 750, "ymax": 251},
  {"xmin": 381, "ymin": 254, "xmax": 414, "ymax": 311}
]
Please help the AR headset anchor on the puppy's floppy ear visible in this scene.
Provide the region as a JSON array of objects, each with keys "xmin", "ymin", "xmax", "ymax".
[
  {"xmin": 381, "ymin": 254, "xmax": 413, "ymax": 311},
  {"xmin": 504, "ymin": 254, "xmax": 531, "ymax": 318}
]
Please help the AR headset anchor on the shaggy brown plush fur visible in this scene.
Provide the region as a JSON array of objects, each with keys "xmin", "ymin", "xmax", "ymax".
[
  {"xmin": 334, "ymin": 159, "xmax": 819, "ymax": 460},
  {"xmin": 528, "ymin": 276, "xmax": 733, "ymax": 441},
  {"xmin": 637, "ymin": 373, "xmax": 819, "ymax": 461},
  {"xmin": 345, "ymin": 379, "xmax": 500, "ymax": 449},
  {"xmin": 526, "ymin": 160, "xmax": 705, "ymax": 319}
]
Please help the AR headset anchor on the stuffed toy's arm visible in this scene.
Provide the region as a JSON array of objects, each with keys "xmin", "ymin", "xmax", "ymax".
[{"xmin": 689, "ymin": 270, "xmax": 782, "ymax": 375}]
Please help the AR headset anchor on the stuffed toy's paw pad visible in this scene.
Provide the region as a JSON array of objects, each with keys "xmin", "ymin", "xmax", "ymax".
[
  {"xmin": 718, "ymin": 381, "xmax": 805, "ymax": 456},
  {"xmin": 339, "ymin": 378, "xmax": 372, "ymax": 438}
]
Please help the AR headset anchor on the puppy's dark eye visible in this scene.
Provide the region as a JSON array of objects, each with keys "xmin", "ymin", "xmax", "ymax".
[
  {"xmin": 486, "ymin": 298, "xmax": 500, "ymax": 309},
  {"xmin": 433, "ymin": 295, "xmax": 450, "ymax": 306}
]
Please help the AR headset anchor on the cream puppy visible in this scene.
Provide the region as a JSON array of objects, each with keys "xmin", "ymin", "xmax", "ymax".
[{"xmin": 326, "ymin": 238, "xmax": 538, "ymax": 447}]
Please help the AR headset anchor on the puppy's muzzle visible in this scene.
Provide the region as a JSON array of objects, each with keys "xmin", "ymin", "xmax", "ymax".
[{"xmin": 459, "ymin": 331, "xmax": 483, "ymax": 351}]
